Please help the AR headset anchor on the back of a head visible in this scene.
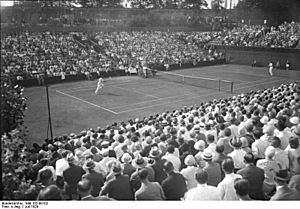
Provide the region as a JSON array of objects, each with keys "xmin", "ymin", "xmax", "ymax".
[
  {"xmin": 215, "ymin": 144, "xmax": 225, "ymax": 154},
  {"xmin": 163, "ymin": 161, "xmax": 174, "ymax": 174},
  {"xmin": 37, "ymin": 185, "xmax": 62, "ymax": 200},
  {"xmin": 207, "ymin": 134, "xmax": 215, "ymax": 143},
  {"xmin": 77, "ymin": 179, "xmax": 92, "ymax": 194},
  {"xmin": 243, "ymin": 152, "xmax": 255, "ymax": 164},
  {"xmin": 253, "ymin": 129, "xmax": 262, "ymax": 139},
  {"xmin": 271, "ymin": 136, "xmax": 281, "ymax": 148},
  {"xmin": 195, "ymin": 170, "xmax": 208, "ymax": 184},
  {"xmin": 234, "ymin": 178, "xmax": 250, "ymax": 197},
  {"xmin": 138, "ymin": 168, "xmax": 149, "ymax": 180},
  {"xmin": 224, "ymin": 128, "xmax": 231, "ymax": 137},
  {"xmin": 167, "ymin": 145, "xmax": 175, "ymax": 154},
  {"xmin": 222, "ymin": 158, "xmax": 234, "ymax": 174},
  {"xmin": 39, "ymin": 169, "xmax": 53, "ymax": 183}
]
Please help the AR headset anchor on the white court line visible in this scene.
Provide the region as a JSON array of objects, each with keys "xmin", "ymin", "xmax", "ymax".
[
  {"xmin": 56, "ymin": 78, "xmax": 162, "ymax": 93},
  {"xmin": 55, "ymin": 90, "xmax": 118, "ymax": 114},
  {"xmin": 234, "ymin": 78, "xmax": 288, "ymax": 91},
  {"xmin": 117, "ymin": 91, "xmax": 225, "ymax": 114},
  {"xmin": 116, "ymin": 78, "xmax": 289, "ymax": 114},
  {"xmin": 110, "ymin": 89, "xmax": 210, "ymax": 110},
  {"xmin": 233, "ymin": 77, "xmax": 283, "ymax": 88},
  {"xmin": 111, "ymin": 85, "xmax": 160, "ymax": 99}
]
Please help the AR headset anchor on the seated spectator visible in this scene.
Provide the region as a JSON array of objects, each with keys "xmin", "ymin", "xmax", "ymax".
[
  {"xmin": 82, "ymin": 159, "xmax": 105, "ymax": 197},
  {"xmin": 237, "ymin": 153, "xmax": 265, "ymax": 200},
  {"xmin": 37, "ymin": 185, "xmax": 63, "ymax": 200},
  {"xmin": 217, "ymin": 158, "xmax": 242, "ymax": 200},
  {"xmin": 77, "ymin": 179, "xmax": 112, "ymax": 200},
  {"xmin": 161, "ymin": 161, "xmax": 187, "ymax": 200},
  {"xmin": 134, "ymin": 168, "xmax": 165, "ymax": 200},
  {"xmin": 203, "ymin": 150, "xmax": 222, "ymax": 187},
  {"xmin": 233, "ymin": 178, "xmax": 252, "ymax": 201},
  {"xmin": 180, "ymin": 155, "xmax": 200, "ymax": 190},
  {"xmin": 185, "ymin": 170, "xmax": 220, "ymax": 201},
  {"xmin": 100, "ymin": 162, "xmax": 134, "ymax": 200},
  {"xmin": 270, "ymin": 169, "xmax": 300, "ymax": 200}
]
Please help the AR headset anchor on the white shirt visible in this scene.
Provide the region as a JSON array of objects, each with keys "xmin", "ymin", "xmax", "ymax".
[
  {"xmin": 55, "ymin": 158, "xmax": 69, "ymax": 177},
  {"xmin": 162, "ymin": 153, "xmax": 181, "ymax": 172},
  {"xmin": 185, "ymin": 184, "xmax": 221, "ymax": 201},
  {"xmin": 217, "ymin": 173, "xmax": 242, "ymax": 200},
  {"xmin": 180, "ymin": 166, "xmax": 199, "ymax": 190},
  {"xmin": 228, "ymin": 149, "xmax": 246, "ymax": 169}
]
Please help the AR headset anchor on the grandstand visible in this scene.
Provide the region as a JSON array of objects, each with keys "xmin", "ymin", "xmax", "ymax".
[{"xmin": 1, "ymin": 0, "xmax": 300, "ymax": 202}]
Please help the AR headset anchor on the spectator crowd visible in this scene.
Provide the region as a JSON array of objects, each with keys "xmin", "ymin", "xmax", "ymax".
[
  {"xmin": 2, "ymin": 80, "xmax": 300, "ymax": 201},
  {"xmin": 214, "ymin": 21, "xmax": 300, "ymax": 48},
  {"xmin": 1, "ymin": 31, "xmax": 223, "ymax": 81}
]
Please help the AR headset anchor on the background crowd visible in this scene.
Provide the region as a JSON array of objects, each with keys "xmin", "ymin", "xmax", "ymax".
[
  {"xmin": 1, "ymin": 31, "xmax": 224, "ymax": 81},
  {"xmin": 2, "ymin": 21, "xmax": 300, "ymax": 83},
  {"xmin": 2, "ymin": 80, "xmax": 300, "ymax": 200},
  {"xmin": 213, "ymin": 22, "xmax": 300, "ymax": 48}
]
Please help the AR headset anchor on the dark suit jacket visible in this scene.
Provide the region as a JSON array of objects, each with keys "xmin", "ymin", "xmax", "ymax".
[
  {"xmin": 212, "ymin": 152, "xmax": 229, "ymax": 180},
  {"xmin": 270, "ymin": 185, "xmax": 300, "ymax": 200},
  {"xmin": 100, "ymin": 174, "xmax": 134, "ymax": 200},
  {"xmin": 161, "ymin": 172, "xmax": 187, "ymax": 200},
  {"xmin": 237, "ymin": 165, "xmax": 265, "ymax": 200},
  {"xmin": 150, "ymin": 157, "xmax": 167, "ymax": 184},
  {"xmin": 82, "ymin": 171, "xmax": 104, "ymax": 197},
  {"xmin": 63, "ymin": 163, "xmax": 85, "ymax": 196}
]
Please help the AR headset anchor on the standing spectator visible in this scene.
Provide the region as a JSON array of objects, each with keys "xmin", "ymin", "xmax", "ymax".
[
  {"xmin": 251, "ymin": 129, "xmax": 269, "ymax": 162},
  {"xmin": 149, "ymin": 146, "xmax": 167, "ymax": 184},
  {"xmin": 180, "ymin": 155, "xmax": 200, "ymax": 190},
  {"xmin": 256, "ymin": 146, "xmax": 280, "ymax": 199},
  {"xmin": 162, "ymin": 145, "xmax": 181, "ymax": 172},
  {"xmin": 135, "ymin": 168, "xmax": 166, "ymax": 200},
  {"xmin": 161, "ymin": 161, "xmax": 187, "ymax": 200},
  {"xmin": 217, "ymin": 128, "xmax": 234, "ymax": 155},
  {"xmin": 212, "ymin": 144, "xmax": 229, "ymax": 180},
  {"xmin": 217, "ymin": 158, "xmax": 242, "ymax": 200},
  {"xmin": 270, "ymin": 169, "xmax": 300, "ymax": 200},
  {"xmin": 228, "ymin": 138, "xmax": 246, "ymax": 172},
  {"xmin": 82, "ymin": 159, "xmax": 105, "ymax": 197},
  {"xmin": 272, "ymin": 137, "xmax": 289, "ymax": 170},
  {"xmin": 63, "ymin": 153, "xmax": 85, "ymax": 200},
  {"xmin": 130, "ymin": 155, "xmax": 155, "ymax": 193},
  {"xmin": 286, "ymin": 137, "xmax": 300, "ymax": 175},
  {"xmin": 203, "ymin": 150, "xmax": 222, "ymax": 187},
  {"xmin": 237, "ymin": 153, "xmax": 265, "ymax": 200},
  {"xmin": 100, "ymin": 163, "xmax": 134, "ymax": 200},
  {"xmin": 185, "ymin": 170, "xmax": 220, "ymax": 201},
  {"xmin": 233, "ymin": 178, "xmax": 252, "ymax": 201},
  {"xmin": 120, "ymin": 153, "xmax": 136, "ymax": 177}
]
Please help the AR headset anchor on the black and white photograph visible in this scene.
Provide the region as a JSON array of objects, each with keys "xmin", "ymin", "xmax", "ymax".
[{"xmin": 1, "ymin": 0, "xmax": 300, "ymax": 206}]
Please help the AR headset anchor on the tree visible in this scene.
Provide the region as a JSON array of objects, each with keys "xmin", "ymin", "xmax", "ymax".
[{"xmin": 0, "ymin": 76, "xmax": 27, "ymax": 135}]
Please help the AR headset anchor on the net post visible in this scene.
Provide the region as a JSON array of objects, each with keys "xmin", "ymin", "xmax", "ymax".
[
  {"xmin": 219, "ymin": 80, "xmax": 221, "ymax": 91},
  {"xmin": 231, "ymin": 81, "xmax": 233, "ymax": 93}
]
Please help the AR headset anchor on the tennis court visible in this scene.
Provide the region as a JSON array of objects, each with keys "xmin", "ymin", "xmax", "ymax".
[{"xmin": 24, "ymin": 64, "xmax": 298, "ymax": 145}]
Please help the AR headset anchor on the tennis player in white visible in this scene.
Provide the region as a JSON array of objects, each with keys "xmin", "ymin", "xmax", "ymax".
[
  {"xmin": 95, "ymin": 77, "xmax": 104, "ymax": 94},
  {"xmin": 268, "ymin": 62, "xmax": 273, "ymax": 76}
]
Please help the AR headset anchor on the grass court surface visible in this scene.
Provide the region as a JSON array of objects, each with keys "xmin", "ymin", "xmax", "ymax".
[{"xmin": 24, "ymin": 64, "xmax": 298, "ymax": 146}]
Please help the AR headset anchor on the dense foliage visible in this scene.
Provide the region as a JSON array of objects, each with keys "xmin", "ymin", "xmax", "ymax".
[{"xmin": 0, "ymin": 76, "xmax": 27, "ymax": 135}]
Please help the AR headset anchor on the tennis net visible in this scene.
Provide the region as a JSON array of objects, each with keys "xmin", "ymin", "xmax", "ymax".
[{"xmin": 154, "ymin": 71, "xmax": 233, "ymax": 93}]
